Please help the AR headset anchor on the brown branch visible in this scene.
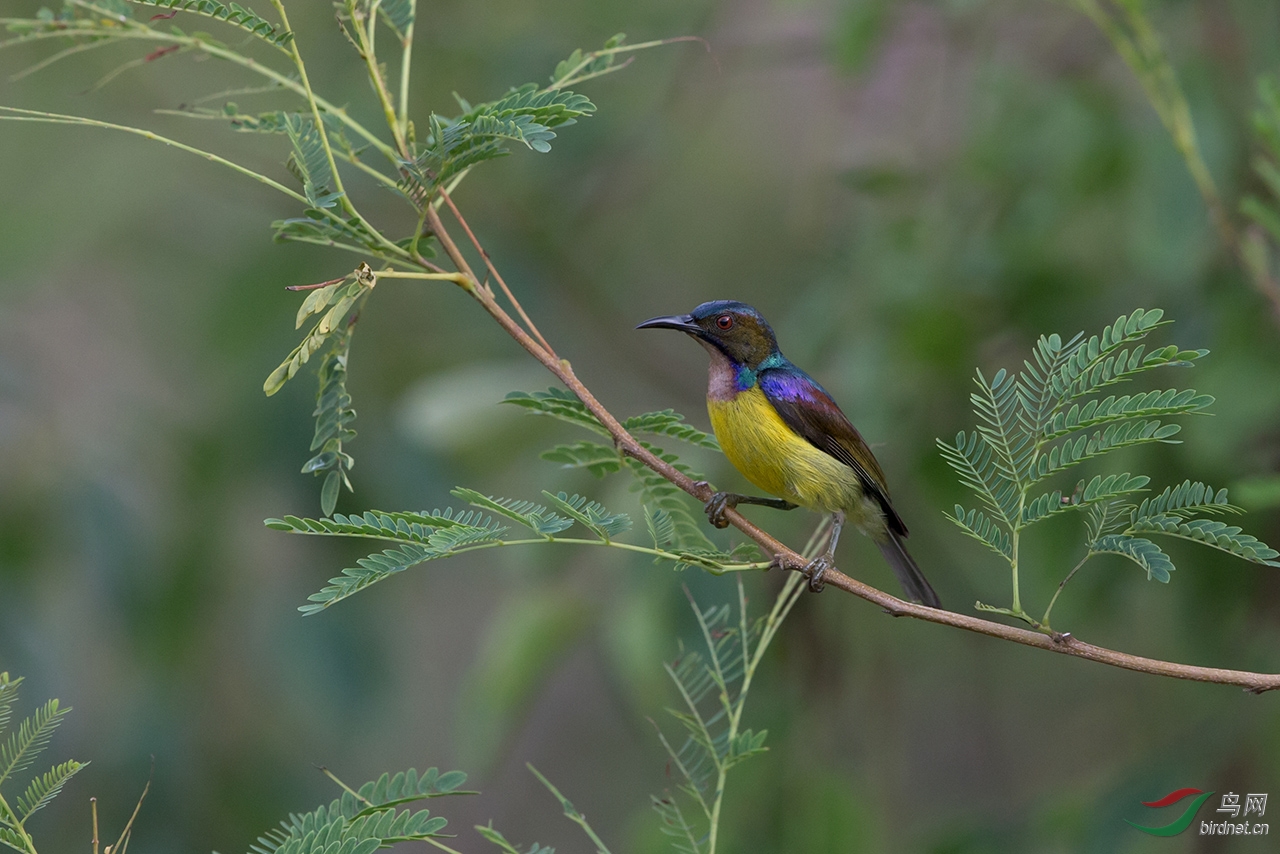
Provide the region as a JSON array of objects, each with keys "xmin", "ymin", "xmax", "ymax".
[
  {"xmin": 420, "ymin": 203, "xmax": 1280, "ymax": 695},
  {"xmin": 437, "ymin": 187, "xmax": 558, "ymax": 357}
]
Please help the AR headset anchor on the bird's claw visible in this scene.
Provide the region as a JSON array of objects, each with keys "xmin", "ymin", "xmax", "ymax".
[
  {"xmin": 803, "ymin": 555, "xmax": 831, "ymax": 592},
  {"xmin": 703, "ymin": 491, "xmax": 734, "ymax": 529}
]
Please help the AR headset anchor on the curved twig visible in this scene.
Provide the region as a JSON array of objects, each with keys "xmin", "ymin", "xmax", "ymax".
[{"xmin": 421, "ymin": 202, "xmax": 1280, "ymax": 696}]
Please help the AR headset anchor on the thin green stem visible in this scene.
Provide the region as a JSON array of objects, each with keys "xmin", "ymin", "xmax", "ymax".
[
  {"xmin": 0, "ymin": 107, "xmax": 306, "ymax": 202},
  {"xmin": 1042, "ymin": 552, "xmax": 1093, "ymax": 629},
  {"xmin": 318, "ymin": 767, "xmax": 373, "ymax": 808},
  {"xmin": 1, "ymin": 21, "xmax": 398, "ymax": 161},
  {"xmin": 269, "ymin": 2, "xmax": 344, "ymax": 197},
  {"xmin": 191, "ymin": 82, "xmax": 290, "ymax": 105},
  {"xmin": 652, "ymin": 726, "xmax": 711, "ymax": 821},
  {"xmin": 270, "ymin": 1, "xmax": 412, "ymax": 262},
  {"xmin": 0, "ymin": 789, "xmax": 36, "ymax": 853},
  {"xmin": 663, "ymin": 661, "xmax": 717, "ymax": 822},
  {"xmin": 550, "ymin": 57, "xmax": 635, "ymax": 89},
  {"xmin": 344, "ymin": 152, "xmax": 402, "ymax": 191},
  {"xmin": 347, "ymin": 0, "xmax": 408, "ymax": 157},
  {"xmin": 704, "ymin": 573, "xmax": 804, "ymax": 854},
  {"xmin": 366, "ymin": 0, "xmax": 381, "ymax": 56},
  {"xmin": 527, "ymin": 764, "xmax": 613, "ymax": 854},
  {"xmin": 1010, "ymin": 527, "xmax": 1022, "ymax": 614},
  {"xmin": 374, "ymin": 270, "xmax": 471, "ymax": 283},
  {"xmin": 421, "ymin": 838, "xmax": 466, "ymax": 854},
  {"xmin": 76, "ymin": 0, "xmax": 292, "ymax": 55},
  {"xmin": 153, "ymin": 107, "xmax": 401, "ymax": 191},
  {"xmin": 707, "ymin": 777, "xmax": 726, "ymax": 852},
  {"xmin": 547, "ymin": 36, "xmax": 707, "ymax": 91},
  {"xmin": 396, "ymin": 3, "xmax": 415, "ymax": 137},
  {"xmin": 409, "ymin": 205, "xmax": 430, "ymax": 261},
  {"xmin": 286, "ymin": 529, "xmax": 772, "ymax": 572},
  {"xmin": 0, "ymin": 101, "xmax": 379, "ymax": 263},
  {"xmin": 8, "ymin": 35, "xmax": 117, "ymax": 81},
  {"xmin": 272, "ymin": 234, "xmax": 399, "ymax": 263}
]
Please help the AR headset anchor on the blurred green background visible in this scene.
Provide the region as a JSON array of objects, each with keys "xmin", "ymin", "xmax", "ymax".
[{"xmin": 2, "ymin": 0, "xmax": 1279, "ymax": 851}]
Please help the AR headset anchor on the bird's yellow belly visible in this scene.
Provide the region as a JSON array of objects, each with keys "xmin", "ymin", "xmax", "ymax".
[{"xmin": 708, "ymin": 388, "xmax": 865, "ymax": 514}]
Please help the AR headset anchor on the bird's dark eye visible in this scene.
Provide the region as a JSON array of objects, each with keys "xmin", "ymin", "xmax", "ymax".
[{"xmin": 716, "ymin": 314, "xmax": 734, "ymax": 330}]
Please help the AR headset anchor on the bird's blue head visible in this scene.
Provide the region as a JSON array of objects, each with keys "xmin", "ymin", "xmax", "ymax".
[{"xmin": 636, "ymin": 300, "xmax": 783, "ymax": 373}]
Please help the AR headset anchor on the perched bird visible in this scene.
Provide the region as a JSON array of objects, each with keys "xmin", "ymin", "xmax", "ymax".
[{"xmin": 637, "ymin": 300, "xmax": 940, "ymax": 606}]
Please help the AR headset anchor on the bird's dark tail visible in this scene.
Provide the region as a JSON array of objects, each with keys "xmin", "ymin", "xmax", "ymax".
[{"xmin": 877, "ymin": 531, "xmax": 941, "ymax": 608}]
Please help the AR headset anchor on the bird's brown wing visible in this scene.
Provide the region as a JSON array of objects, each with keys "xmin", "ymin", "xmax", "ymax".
[{"xmin": 759, "ymin": 367, "xmax": 908, "ymax": 536}]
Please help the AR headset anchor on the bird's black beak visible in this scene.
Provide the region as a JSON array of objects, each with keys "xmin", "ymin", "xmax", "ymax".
[{"xmin": 636, "ymin": 313, "xmax": 700, "ymax": 334}]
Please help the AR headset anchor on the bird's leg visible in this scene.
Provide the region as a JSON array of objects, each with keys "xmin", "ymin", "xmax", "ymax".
[
  {"xmin": 694, "ymin": 483, "xmax": 797, "ymax": 528},
  {"xmin": 803, "ymin": 511, "xmax": 845, "ymax": 592}
]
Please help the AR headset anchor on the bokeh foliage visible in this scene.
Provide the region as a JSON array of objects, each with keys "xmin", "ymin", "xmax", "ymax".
[{"xmin": 1, "ymin": 0, "xmax": 1279, "ymax": 852}]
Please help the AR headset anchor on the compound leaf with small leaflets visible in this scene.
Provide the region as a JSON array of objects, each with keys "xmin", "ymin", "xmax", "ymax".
[
  {"xmin": 244, "ymin": 767, "xmax": 469, "ymax": 854},
  {"xmin": 451, "ymin": 488, "xmax": 574, "ymax": 537},
  {"xmin": 124, "ymin": 0, "xmax": 294, "ymax": 47},
  {"xmin": 399, "ymin": 85, "xmax": 595, "ymax": 203},
  {"xmin": 0, "ymin": 673, "xmax": 84, "ymax": 849},
  {"xmin": 940, "ymin": 309, "xmax": 1277, "ymax": 623},
  {"xmin": 540, "ymin": 491, "xmax": 631, "ymax": 541}
]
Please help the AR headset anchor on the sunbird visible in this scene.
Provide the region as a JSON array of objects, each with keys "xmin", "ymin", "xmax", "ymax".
[{"xmin": 638, "ymin": 300, "xmax": 940, "ymax": 606}]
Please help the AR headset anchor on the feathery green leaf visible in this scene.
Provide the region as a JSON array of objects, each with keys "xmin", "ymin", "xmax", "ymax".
[
  {"xmin": 622, "ymin": 410, "xmax": 719, "ymax": 450},
  {"xmin": 399, "ymin": 85, "xmax": 595, "ymax": 202},
  {"xmin": 451, "ymin": 488, "xmax": 573, "ymax": 536},
  {"xmin": 503, "ymin": 389, "xmax": 607, "ymax": 435},
  {"xmin": 540, "ymin": 492, "xmax": 631, "ymax": 541},
  {"xmin": 551, "ymin": 33, "xmax": 628, "ymax": 86},
  {"xmin": 1127, "ymin": 515, "xmax": 1280, "ymax": 566},
  {"xmin": 1091, "ymin": 534, "xmax": 1175, "ymax": 582},
  {"xmin": 266, "ymin": 507, "xmax": 495, "ymax": 540},
  {"xmin": 945, "ymin": 505, "xmax": 1013, "ymax": 560},
  {"xmin": 1133, "ymin": 480, "xmax": 1241, "ymax": 519},
  {"xmin": 625, "ymin": 445, "xmax": 715, "ymax": 551},
  {"xmin": 284, "ymin": 113, "xmax": 337, "ymax": 208},
  {"xmin": 1244, "ymin": 75, "xmax": 1280, "ymax": 249},
  {"xmin": 124, "ymin": 0, "xmax": 293, "ymax": 47},
  {"xmin": 0, "ymin": 674, "xmax": 18, "ymax": 736},
  {"xmin": 649, "ymin": 794, "xmax": 703, "ymax": 854},
  {"xmin": 1027, "ymin": 419, "xmax": 1181, "ymax": 484},
  {"xmin": 475, "ymin": 823, "xmax": 555, "ymax": 854},
  {"xmin": 1085, "ymin": 500, "xmax": 1132, "ymax": 544},
  {"xmin": 539, "ymin": 441, "xmax": 622, "ymax": 477},
  {"xmin": 16, "ymin": 760, "xmax": 85, "ymax": 822},
  {"xmin": 0, "ymin": 700, "xmax": 70, "ymax": 787},
  {"xmin": 1041, "ymin": 388, "xmax": 1213, "ymax": 441},
  {"xmin": 299, "ymin": 521, "xmax": 505, "ymax": 613},
  {"xmin": 644, "ymin": 505, "xmax": 677, "ymax": 550},
  {"xmin": 937, "ymin": 431, "xmax": 1019, "ymax": 526},
  {"xmin": 1022, "ymin": 473, "xmax": 1150, "ymax": 526},
  {"xmin": 0, "ymin": 826, "xmax": 31, "ymax": 854},
  {"xmin": 377, "ymin": 0, "xmax": 413, "ymax": 39}
]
